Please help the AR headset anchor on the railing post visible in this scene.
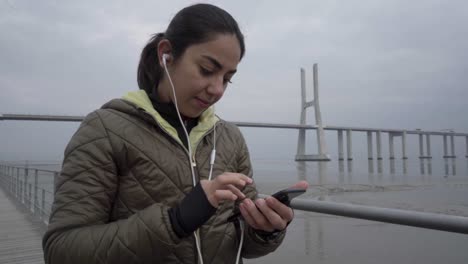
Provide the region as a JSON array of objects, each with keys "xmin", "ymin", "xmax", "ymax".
[
  {"xmin": 7, "ymin": 166, "xmax": 11, "ymax": 193},
  {"xmin": 7, "ymin": 166, "xmax": 9, "ymax": 192},
  {"xmin": 42, "ymin": 189, "xmax": 46, "ymax": 221},
  {"xmin": 346, "ymin": 129, "xmax": 352, "ymax": 161},
  {"xmin": 7, "ymin": 166, "xmax": 9, "ymax": 191},
  {"xmin": 24, "ymin": 168, "xmax": 29, "ymax": 204},
  {"xmin": 34, "ymin": 169, "xmax": 39, "ymax": 216},
  {"xmin": 338, "ymin": 130, "xmax": 344, "ymax": 160},
  {"xmin": 5, "ymin": 166, "xmax": 7, "ymax": 189},
  {"xmin": 19, "ymin": 179, "xmax": 23, "ymax": 203},
  {"xmin": 367, "ymin": 131, "xmax": 373, "ymax": 160},
  {"xmin": 28, "ymin": 183, "xmax": 32, "ymax": 212},
  {"xmin": 16, "ymin": 167, "xmax": 20, "ymax": 198},
  {"xmin": 10, "ymin": 166, "xmax": 14, "ymax": 194}
]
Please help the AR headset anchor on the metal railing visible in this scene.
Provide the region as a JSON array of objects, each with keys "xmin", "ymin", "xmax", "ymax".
[
  {"xmin": 288, "ymin": 197, "xmax": 468, "ymax": 234},
  {"xmin": 1, "ymin": 164, "xmax": 468, "ymax": 234},
  {"xmin": 0, "ymin": 164, "xmax": 54, "ymax": 225},
  {"xmin": 2, "ymin": 114, "xmax": 468, "ymax": 161}
]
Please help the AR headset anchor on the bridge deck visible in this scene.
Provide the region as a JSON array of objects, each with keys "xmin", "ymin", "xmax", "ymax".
[{"xmin": 0, "ymin": 188, "xmax": 45, "ymax": 264}]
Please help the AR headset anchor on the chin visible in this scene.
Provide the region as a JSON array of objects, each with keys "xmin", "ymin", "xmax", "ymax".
[{"xmin": 181, "ymin": 110, "xmax": 203, "ymax": 119}]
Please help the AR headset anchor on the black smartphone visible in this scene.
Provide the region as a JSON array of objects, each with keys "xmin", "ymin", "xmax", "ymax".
[
  {"xmin": 271, "ymin": 188, "xmax": 306, "ymax": 206},
  {"xmin": 227, "ymin": 188, "xmax": 306, "ymax": 222}
]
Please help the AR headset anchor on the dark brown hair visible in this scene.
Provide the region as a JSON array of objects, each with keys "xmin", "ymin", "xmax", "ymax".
[{"xmin": 137, "ymin": 3, "xmax": 245, "ymax": 94}]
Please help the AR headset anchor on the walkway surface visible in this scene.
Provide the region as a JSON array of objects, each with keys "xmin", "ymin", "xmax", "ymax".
[{"xmin": 0, "ymin": 188, "xmax": 45, "ymax": 264}]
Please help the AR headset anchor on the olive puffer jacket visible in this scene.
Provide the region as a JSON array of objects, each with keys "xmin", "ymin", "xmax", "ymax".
[{"xmin": 43, "ymin": 90, "xmax": 285, "ymax": 264}]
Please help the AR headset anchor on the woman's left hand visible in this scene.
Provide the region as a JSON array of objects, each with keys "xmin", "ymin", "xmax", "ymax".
[{"xmin": 239, "ymin": 181, "xmax": 309, "ymax": 232}]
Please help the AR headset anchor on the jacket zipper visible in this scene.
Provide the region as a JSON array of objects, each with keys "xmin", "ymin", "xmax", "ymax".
[{"xmin": 138, "ymin": 108, "xmax": 217, "ymax": 264}]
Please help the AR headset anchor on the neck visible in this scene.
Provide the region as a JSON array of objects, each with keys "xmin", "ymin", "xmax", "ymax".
[
  {"xmin": 150, "ymin": 86, "xmax": 194, "ymax": 122},
  {"xmin": 156, "ymin": 79, "xmax": 172, "ymax": 103}
]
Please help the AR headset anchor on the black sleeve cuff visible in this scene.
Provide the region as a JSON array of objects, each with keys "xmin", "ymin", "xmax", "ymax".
[{"xmin": 168, "ymin": 183, "xmax": 217, "ymax": 238}]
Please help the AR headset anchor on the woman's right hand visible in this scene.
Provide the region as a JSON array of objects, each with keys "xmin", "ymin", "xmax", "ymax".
[{"xmin": 200, "ymin": 172, "xmax": 253, "ymax": 208}]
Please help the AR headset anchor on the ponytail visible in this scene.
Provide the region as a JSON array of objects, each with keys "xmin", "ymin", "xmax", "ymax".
[{"xmin": 137, "ymin": 33, "xmax": 165, "ymax": 94}]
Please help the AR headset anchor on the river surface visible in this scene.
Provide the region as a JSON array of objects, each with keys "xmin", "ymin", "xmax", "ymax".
[{"xmin": 245, "ymin": 157, "xmax": 468, "ymax": 264}]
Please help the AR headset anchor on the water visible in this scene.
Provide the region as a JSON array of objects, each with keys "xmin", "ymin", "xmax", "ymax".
[{"xmin": 245, "ymin": 157, "xmax": 468, "ymax": 264}]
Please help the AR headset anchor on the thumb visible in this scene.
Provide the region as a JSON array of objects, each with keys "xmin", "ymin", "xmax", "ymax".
[{"xmin": 289, "ymin": 180, "xmax": 309, "ymax": 190}]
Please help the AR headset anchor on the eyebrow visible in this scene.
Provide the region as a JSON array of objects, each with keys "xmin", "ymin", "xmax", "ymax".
[{"xmin": 202, "ymin": 55, "xmax": 237, "ymax": 74}]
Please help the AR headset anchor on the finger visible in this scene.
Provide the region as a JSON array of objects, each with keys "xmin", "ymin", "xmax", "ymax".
[
  {"xmin": 226, "ymin": 172, "xmax": 253, "ymax": 185},
  {"xmin": 239, "ymin": 203, "xmax": 260, "ymax": 229},
  {"xmin": 243, "ymin": 198, "xmax": 274, "ymax": 232},
  {"xmin": 289, "ymin": 180, "xmax": 309, "ymax": 190},
  {"xmin": 256, "ymin": 198, "xmax": 287, "ymax": 230},
  {"xmin": 216, "ymin": 173, "xmax": 253, "ymax": 188},
  {"xmin": 265, "ymin": 197, "xmax": 294, "ymax": 222},
  {"xmin": 226, "ymin": 184, "xmax": 246, "ymax": 200},
  {"xmin": 214, "ymin": 189, "xmax": 238, "ymax": 202}
]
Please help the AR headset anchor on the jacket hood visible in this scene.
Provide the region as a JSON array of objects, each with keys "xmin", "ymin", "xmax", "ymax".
[{"xmin": 102, "ymin": 90, "xmax": 219, "ymax": 151}]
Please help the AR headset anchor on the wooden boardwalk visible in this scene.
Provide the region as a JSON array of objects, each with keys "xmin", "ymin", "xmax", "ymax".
[{"xmin": 0, "ymin": 188, "xmax": 46, "ymax": 264}]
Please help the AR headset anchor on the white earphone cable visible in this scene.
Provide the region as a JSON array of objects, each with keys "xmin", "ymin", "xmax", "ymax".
[
  {"xmin": 235, "ymin": 221, "xmax": 245, "ymax": 264},
  {"xmin": 163, "ymin": 56, "xmax": 204, "ymax": 264},
  {"xmin": 208, "ymin": 121, "xmax": 217, "ymax": 181},
  {"xmin": 163, "ymin": 55, "xmax": 242, "ymax": 264},
  {"xmin": 163, "ymin": 56, "xmax": 197, "ymax": 186}
]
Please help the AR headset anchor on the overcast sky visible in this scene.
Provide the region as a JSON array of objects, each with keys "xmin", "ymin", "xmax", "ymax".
[{"xmin": 1, "ymin": 0, "xmax": 467, "ymax": 161}]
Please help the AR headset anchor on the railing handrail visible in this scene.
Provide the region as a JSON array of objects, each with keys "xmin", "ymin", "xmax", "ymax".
[
  {"xmin": 2, "ymin": 113, "xmax": 468, "ymax": 136},
  {"xmin": 288, "ymin": 196, "xmax": 468, "ymax": 234},
  {"xmin": 2, "ymin": 165, "xmax": 58, "ymax": 174}
]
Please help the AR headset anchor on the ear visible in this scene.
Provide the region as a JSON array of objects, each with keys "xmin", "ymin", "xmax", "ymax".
[{"xmin": 157, "ymin": 39, "xmax": 172, "ymax": 67}]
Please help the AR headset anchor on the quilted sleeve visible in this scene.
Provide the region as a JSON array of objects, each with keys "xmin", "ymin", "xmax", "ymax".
[
  {"xmin": 42, "ymin": 110, "xmax": 181, "ymax": 264},
  {"xmin": 233, "ymin": 130, "xmax": 286, "ymax": 259}
]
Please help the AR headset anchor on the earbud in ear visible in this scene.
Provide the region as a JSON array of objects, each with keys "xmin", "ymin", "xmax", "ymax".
[{"xmin": 162, "ymin": 53, "xmax": 170, "ymax": 66}]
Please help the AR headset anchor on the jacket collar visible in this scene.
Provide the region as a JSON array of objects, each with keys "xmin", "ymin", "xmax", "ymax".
[{"xmin": 122, "ymin": 90, "xmax": 219, "ymax": 150}]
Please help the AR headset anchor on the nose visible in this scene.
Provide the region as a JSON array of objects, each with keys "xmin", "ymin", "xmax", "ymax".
[{"xmin": 206, "ymin": 76, "xmax": 225, "ymax": 98}]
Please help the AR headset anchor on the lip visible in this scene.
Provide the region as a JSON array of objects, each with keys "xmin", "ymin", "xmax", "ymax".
[{"xmin": 195, "ymin": 97, "xmax": 211, "ymax": 108}]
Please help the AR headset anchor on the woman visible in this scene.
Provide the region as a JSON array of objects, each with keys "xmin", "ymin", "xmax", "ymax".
[{"xmin": 43, "ymin": 3, "xmax": 308, "ymax": 264}]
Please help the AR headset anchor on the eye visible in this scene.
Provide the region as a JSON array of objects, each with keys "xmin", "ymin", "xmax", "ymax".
[
  {"xmin": 223, "ymin": 78, "xmax": 233, "ymax": 85},
  {"xmin": 199, "ymin": 66, "xmax": 213, "ymax": 76}
]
